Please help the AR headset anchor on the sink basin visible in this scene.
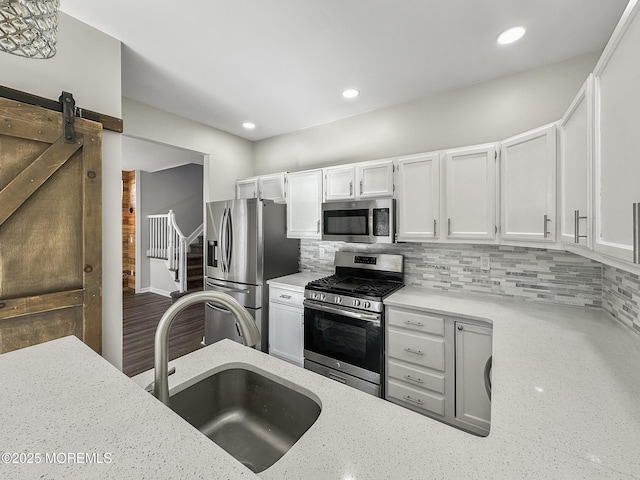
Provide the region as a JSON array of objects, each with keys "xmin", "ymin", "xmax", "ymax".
[{"xmin": 169, "ymin": 367, "xmax": 321, "ymax": 473}]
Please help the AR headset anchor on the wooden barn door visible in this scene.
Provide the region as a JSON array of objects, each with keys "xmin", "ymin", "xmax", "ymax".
[{"xmin": 0, "ymin": 97, "xmax": 102, "ymax": 354}]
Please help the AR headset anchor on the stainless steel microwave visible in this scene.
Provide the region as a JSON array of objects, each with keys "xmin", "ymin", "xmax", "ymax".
[{"xmin": 321, "ymin": 199, "xmax": 395, "ymax": 243}]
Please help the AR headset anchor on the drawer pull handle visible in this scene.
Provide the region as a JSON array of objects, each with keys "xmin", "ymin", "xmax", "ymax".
[
  {"xmin": 404, "ymin": 375, "xmax": 423, "ymax": 384},
  {"xmin": 404, "ymin": 347, "xmax": 424, "ymax": 355},
  {"xmin": 404, "ymin": 395, "xmax": 423, "ymax": 405},
  {"xmin": 279, "ymin": 294, "xmax": 292, "ymax": 299},
  {"xmin": 404, "ymin": 320, "xmax": 424, "ymax": 327}
]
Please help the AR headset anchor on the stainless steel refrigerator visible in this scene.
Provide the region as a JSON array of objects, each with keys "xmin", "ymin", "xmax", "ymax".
[{"xmin": 204, "ymin": 198, "xmax": 299, "ymax": 352}]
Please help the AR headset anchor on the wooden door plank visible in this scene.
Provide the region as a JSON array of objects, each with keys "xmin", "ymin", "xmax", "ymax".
[
  {"xmin": 0, "ymin": 136, "xmax": 82, "ymax": 227},
  {"xmin": 81, "ymin": 129, "xmax": 103, "ymax": 353},
  {"xmin": 0, "ymin": 289, "xmax": 84, "ymax": 320},
  {"xmin": 0, "ymin": 113, "xmax": 61, "ymax": 143}
]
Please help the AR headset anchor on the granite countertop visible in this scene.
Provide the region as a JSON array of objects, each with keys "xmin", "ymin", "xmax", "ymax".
[
  {"xmin": 266, "ymin": 272, "xmax": 327, "ymax": 290},
  {"xmin": 1, "ymin": 288, "xmax": 639, "ymax": 479}
]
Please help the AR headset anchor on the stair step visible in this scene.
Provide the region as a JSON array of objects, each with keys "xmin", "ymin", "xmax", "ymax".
[
  {"xmin": 186, "ymin": 275, "xmax": 203, "ymax": 281},
  {"xmin": 187, "ymin": 252, "xmax": 203, "ymax": 258}
]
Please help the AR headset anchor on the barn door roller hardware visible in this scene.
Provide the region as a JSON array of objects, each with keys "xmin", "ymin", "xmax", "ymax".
[
  {"xmin": 59, "ymin": 91, "xmax": 75, "ymax": 143},
  {"xmin": 0, "ymin": 84, "xmax": 123, "ymax": 133}
]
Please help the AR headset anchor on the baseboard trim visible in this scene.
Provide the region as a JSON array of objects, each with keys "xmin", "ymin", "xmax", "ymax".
[{"xmin": 138, "ymin": 287, "xmax": 172, "ymax": 298}]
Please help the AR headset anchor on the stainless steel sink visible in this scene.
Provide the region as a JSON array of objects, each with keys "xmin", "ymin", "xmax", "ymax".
[{"xmin": 169, "ymin": 367, "xmax": 321, "ymax": 473}]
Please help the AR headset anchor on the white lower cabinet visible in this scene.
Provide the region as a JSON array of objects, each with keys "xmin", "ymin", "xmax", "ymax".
[
  {"xmin": 268, "ymin": 285, "xmax": 305, "ymax": 366},
  {"xmin": 385, "ymin": 305, "xmax": 492, "ymax": 436}
]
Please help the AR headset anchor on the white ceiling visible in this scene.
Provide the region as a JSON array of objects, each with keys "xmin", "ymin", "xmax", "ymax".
[
  {"xmin": 61, "ymin": 0, "xmax": 629, "ymax": 141},
  {"xmin": 122, "ymin": 136, "xmax": 203, "ymax": 173}
]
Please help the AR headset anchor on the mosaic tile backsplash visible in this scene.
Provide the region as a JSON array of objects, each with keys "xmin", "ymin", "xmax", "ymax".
[
  {"xmin": 300, "ymin": 240, "xmax": 603, "ymax": 308},
  {"xmin": 603, "ymin": 266, "xmax": 640, "ymax": 332}
]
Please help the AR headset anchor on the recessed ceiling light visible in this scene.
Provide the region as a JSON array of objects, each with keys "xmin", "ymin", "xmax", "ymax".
[
  {"xmin": 342, "ymin": 89, "xmax": 360, "ymax": 99},
  {"xmin": 497, "ymin": 26, "xmax": 526, "ymax": 45},
  {"xmin": 242, "ymin": 122, "xmax": 256, "ymax": 130}
]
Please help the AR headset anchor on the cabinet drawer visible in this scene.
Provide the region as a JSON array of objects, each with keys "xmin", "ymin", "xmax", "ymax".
[
  {"xmin": 387, "ymin": 360, "xmax": 445, "ymax": 394},
  {"xmin": 269, "ymin": 287, "xmax": 304, "ymax": 307},
  {"xmin": 387, "ymin": 380, "xmax": 445, "ymax": 416},
  {"xmin": 387, "ymin": 307, "xmax": 444, "ymax": 336},
  {"xmin": 387, "ymin": 328, "xmax": 444, "ymax": 371}
]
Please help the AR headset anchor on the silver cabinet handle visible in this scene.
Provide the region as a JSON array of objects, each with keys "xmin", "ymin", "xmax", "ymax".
[
  {"xmin": 360, "ymin": 179, "xmax": 363, "ymax": 195},
  {"xmin": 316, "ymin": 220, "xmax": 320, "ymax": 234},
  {"xmin": 543, "ymin": 214, "xmax": 551, "ymax": 238},
  {"xmin": 349, "ymin": 181, "xmax": 353, "ymax": 197},
  {"xmin": 447, "ymin": 218, "xmax": 451, "ymax": 236},
  {"xmin": 279, "ymin": 294, "xmax": 292, "ymax": 299},
  {"xmin": 634, "ymin": 203, "xmax": 640, "ymax": 264},
  {"xmin": 404, "ymin": 320, "xmax": 424, "ymax": 327},
  {"xmin": 457, "ymin": 324, "xmax": 463, "ymax": 331},
  {"xmin": 404, "ymin": 374, "xmax": 424, "ymax": 384},
  {"xmin": 433, "ymin": 219, "xmax": 437, "ymax": 237},
  {"xmin": 574, "ymin": 210, "xmax": 588, "ymax": 244},
  {"xmin": 404, "ymin": 347, "xmax": 424, "ymax": 355},
  {"xmin": 403, "ymin": 395, "xmax": 424, "ymax": 405}
]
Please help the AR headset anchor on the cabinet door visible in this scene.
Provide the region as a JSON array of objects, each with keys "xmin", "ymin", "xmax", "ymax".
[
  {"xmin": 396, "ymin": 154, "xmax": 440, "ymax": 241},
  {"xmin": 287, "ymin": 169, "xmax": 323, "ymax": 239},
  {"xmin": 268, "ymin": 302, "xmax": 304, "ymax": 366},
  {"xmin": 500, "ymin": 124, "xmax": 557, "ymax": 243},
  {"xmin": 559, "ymin": 77, "xmax": 593, "ymax": 249},
  {"xmin": 324, "ymin": 165, "xmax": 356, "ymax": 201},
  {"xmin": 444, "ymin": 144, "xmax": 497, "ymax": 240},
  {"xmin": 259, "ymin": 173, "xmax": 286, "ymax": 203},
  {"xmin": 236, "ymin": 178, "xmax": 258, "ymax": 199},
  {"xmin": 455, "ymin": 321, "xmax": 492, "ymax": 435},
  {"xmin": 594, "ymin": 2, "xmax": 640, "ymax": 263},
  {"xmin": 357, "ymin": 159, "xmax": 394, "ymax": 199}
]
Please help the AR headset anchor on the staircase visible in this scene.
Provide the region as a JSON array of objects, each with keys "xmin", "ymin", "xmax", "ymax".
[{"xmin": 170, "ymin": 236, "xmax": 204, "ymax": 302}]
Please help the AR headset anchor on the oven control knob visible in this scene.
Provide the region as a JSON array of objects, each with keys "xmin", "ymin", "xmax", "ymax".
[
  {"xmin": 334, "ymin": 296, "xmax": 342, "ymax": 304},
  {"xmin": 335, "ymin": 362, "xmax": 341, "ymax": 368},
  {"xmin": 353, "ymin": 299, "xmax": 361, "ymax": 307},
  {"xmin": 363, "ymin": 301, "xmax": 371, "ymax": 309}
]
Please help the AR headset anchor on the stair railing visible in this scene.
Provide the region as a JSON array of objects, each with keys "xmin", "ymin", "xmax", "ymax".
[{"xmin": 148, "ymin": 210, "xmax": 203, "ymax": 293}]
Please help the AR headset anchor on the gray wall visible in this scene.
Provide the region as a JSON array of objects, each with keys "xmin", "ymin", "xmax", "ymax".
[
  {"xmin": 138, "ymin": 164, "xmax": 204, "ymax": 290},
  {"xmin": 253, "ymin": 52, "xmax": 600, "ymax": 174}
]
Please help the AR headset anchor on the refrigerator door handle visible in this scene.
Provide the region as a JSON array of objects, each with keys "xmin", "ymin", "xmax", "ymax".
[
  {"xmin": 226, "ymin": 209, "xmax": 233, "ymax": 272},
  {"xmin": 220, "ymin": 207, "xmax": 228, "ymax": 272}
]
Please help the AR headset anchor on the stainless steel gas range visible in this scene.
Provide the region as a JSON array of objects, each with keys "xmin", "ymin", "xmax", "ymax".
[{"xmin": 303, "ymin": 251, "xmax": 404, "ymax": 397}]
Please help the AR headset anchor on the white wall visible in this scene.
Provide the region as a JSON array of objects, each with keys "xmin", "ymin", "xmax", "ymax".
[
  {"xmin": 0, "ymin": 12, "xmax": 123, "ymax": 369},
  {"xmin": 122, "ymin": 98, "xmax": 253, "ymax": 202},
  {"xmin": 253, "ymin": 52, "xmax": 600, "ymax": 174}
]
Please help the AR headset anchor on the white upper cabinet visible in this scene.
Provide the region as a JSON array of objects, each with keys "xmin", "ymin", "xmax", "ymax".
[
  {"xmin": 324, "ymin": 165, "xmax": 356, "ymax": 201},
  {"xmin": 444, "ymin": 143, "xmax": 497, "ymax": 241},
  {"xmin": 258, "ymin": 172, "xmax": 286, "ymax": 203},
  {"xmin": 324, "ymin": 159, "xmax": 394, "ymax": 201},
  {"xmin": 356, "ymin": 159, "xmax": 395, "ymax": 199},
  {"xmin": 396, "ymin": 153, "xmax": 440, "ymax": 241},
  {"xmin": 594, "ymin": 0, "xmax": 640, "ymax": 264},
  {"xmin": 236, "ymin": 173, "xmax": 286, "ymax": 202},
  {"xmin": 286, "ymin": 169, "xmax": 323, "ymax": 239},
  {"xmin": 500, "ymin": 124, "xmax": 557, "ymax": 244},
  {"xmin": 559, "ymin": 76, "xmax": 593, "ymax": 250},
  {"xmin": 236, "ymin": 178, "xmax": 258, "ymax": 199}
]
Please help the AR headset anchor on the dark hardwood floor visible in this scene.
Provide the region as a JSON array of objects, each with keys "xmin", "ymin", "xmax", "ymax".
[{"xmin": 123, "ymin": 291, "xmax": 204, "ymax": 377}]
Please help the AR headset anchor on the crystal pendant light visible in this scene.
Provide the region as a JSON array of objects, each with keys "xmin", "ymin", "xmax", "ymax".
[{"xmin": 0, "ymin": 0, "xmax": 59, "ymax": 59}]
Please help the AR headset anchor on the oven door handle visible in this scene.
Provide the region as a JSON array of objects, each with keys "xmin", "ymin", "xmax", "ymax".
[{"xmin": 303, "ymin": 299, "xmax": 381, "ymax": 324}]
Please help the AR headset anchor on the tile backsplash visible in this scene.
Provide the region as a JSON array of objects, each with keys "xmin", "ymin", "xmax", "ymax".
[
  {"xmin": 300, "ymin": 240, "xmax": 603, "ymax": 308},
  {"xmin": 603, "ymin": 266, "xmax": 640, "ymax": 333}
]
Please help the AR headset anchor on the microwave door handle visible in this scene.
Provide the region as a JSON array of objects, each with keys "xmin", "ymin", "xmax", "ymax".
[{"xmin": 303, "ymin": 300, "xmax": 381, "ymax": 324}]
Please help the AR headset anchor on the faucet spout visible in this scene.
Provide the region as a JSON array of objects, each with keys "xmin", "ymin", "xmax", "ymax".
[{"xmin": 153, "ymin": 291, "xmax": 260, "ymax": 405}]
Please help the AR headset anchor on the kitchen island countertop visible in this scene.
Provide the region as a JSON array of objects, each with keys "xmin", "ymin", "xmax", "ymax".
[{"xmin": 1, "ymin": 288, "xmax": 639, "ymax": 479}]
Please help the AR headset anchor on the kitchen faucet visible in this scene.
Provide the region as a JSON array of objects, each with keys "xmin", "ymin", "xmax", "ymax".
[{"xmin": 152, "ymin": 291, "xmax": 261, "ymax": 405}]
